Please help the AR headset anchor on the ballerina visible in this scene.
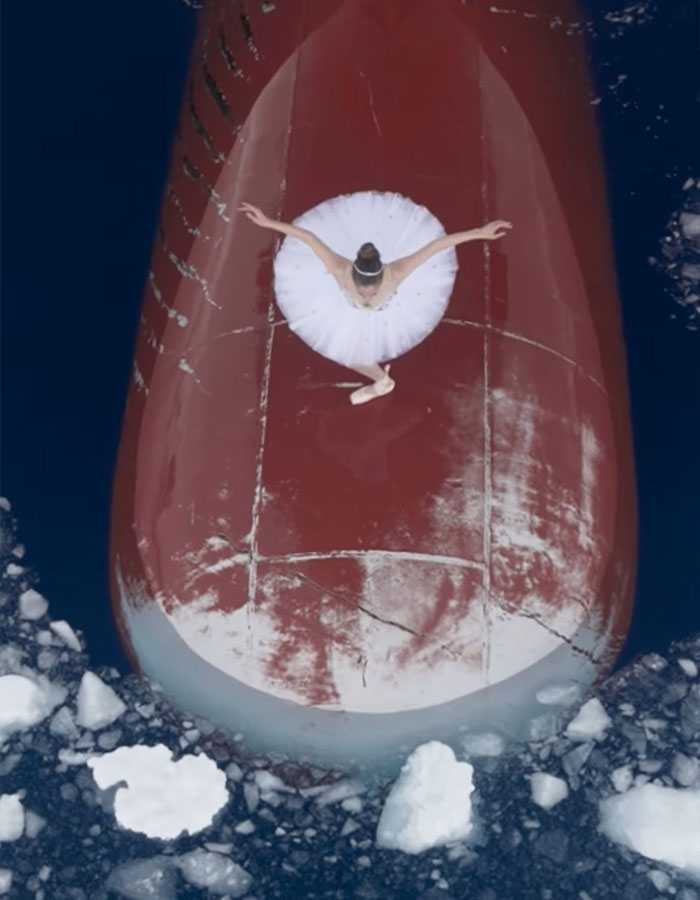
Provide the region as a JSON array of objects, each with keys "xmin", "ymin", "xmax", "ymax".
[{"xmin": 239, "ymin": 193, "xmax": 512, "ymax": 404}]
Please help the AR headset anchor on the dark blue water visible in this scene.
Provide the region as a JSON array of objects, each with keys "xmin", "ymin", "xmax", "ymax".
[{"xmin": 1, "ymin": 0, "xmax": 698, "ymax": 675}]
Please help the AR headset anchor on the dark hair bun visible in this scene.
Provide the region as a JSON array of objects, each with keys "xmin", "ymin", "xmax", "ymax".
[{"xmin": 358, "ymin": 242, "xmax": 380, "ymax": 260}]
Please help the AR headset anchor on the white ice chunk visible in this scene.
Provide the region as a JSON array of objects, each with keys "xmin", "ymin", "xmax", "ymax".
[
  {"xmin": 679, "ymin": 658, "xmax": 698, "ymax": 678},
  {"xmin": 176, "ymin": 849, "xmax": 253, "ymax": 897},
  {"xmin": 225, "ymin": 762, "xmax": 243, "ymax": 782},
  {"xmin": 670, "ymin": 752, "xmax": 700, "ymax": 787},
  {"xmin": 680, "ymin": 212, "xmax": 700, "ymax": 238},
  {"xmin": 76, "ymin": 671, "xmax": 126, "ymax": 730},
  {"xmin": 59, "ymin": 748, "xmax": 95, "ymax": 766},
  {"xmin": 105, "ymin": 857, "xmax": 177, "ymax": 900},
  {"xmin": 0, "ymin": 869, "xmax": 12, "ymax": 895},
  {"xmin": 252, "ymin": 770, "xmax": 294, "ymax": 793},
  {"xmin": 376, "ymin": 741, "xmax": 475, "ymax": 855},
  {"xmin": 49, "ymin": 620, "xmax": 82, "ymax": 652},
  {"xmin": 0, "ymin": 498, "xmax": 10, "ymax": 511},
  {"xmin": 610, "ymin": 764, "xmax": 634, "ymax": 793},
  {"xmin": 18, "ymin": 588, "xmax": 48, "ymax": 620},
  {"xmin": 24, "ymin": 810, "xmax": 46, "ymax": 838},
  {"xmin": 599, "ymin": 783, "xmax": 700, "ymax": 878},
  {"xmin": 528, "ymin": 773, "xmax": 569, "ymax": 809},
  {"xmin": 461, "ymin": 732, "xmax": 504, "ymax": 757},
  {"xmin": 0, "ymin": 673, "xmax": 65, "ymax": 744},
  {"xmin": 49, "ymin": 706, "xmax": 80, "ymax": 739},
  {"xmin": 5, "ymin": 564, "xmax": 23, "ymax": 577},
  {"xmin": 341, "ymin": 818, "xmax": 360, "ymax": 836},
  {"xmin": 315, "ymin": 778, "xmax": 366, "ymax": 808},
  {"xmin": 0, "ymin": 794, "xmax": 24, "ymax": 842},
  {"xmin": 535, "ymin": 682, "xmax": 581, "ymax": 705},
  {"xmin": 648, "ymin": 869, "xmax": 672, "ymax": 890},
  {"xmin": 87, "ymin": 744, "xmax": 229, "ymax": 840},
  {"xmin": 564, "ymin": 697, "xmax": 612, "ymax": 742}
]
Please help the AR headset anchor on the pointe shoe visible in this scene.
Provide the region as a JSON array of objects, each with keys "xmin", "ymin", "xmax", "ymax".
[{"xmin": 349, "ymin": 365, "xmax": 395, "ymax": 405}]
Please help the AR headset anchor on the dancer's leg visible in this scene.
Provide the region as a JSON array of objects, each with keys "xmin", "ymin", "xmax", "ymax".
[
  {"xmin": 349, "ymin": 363, "xmax": 387, "ymax": 382},
  {"xmin": 346, "ymin": 363, "xmax": 395, "ymax": 405}
]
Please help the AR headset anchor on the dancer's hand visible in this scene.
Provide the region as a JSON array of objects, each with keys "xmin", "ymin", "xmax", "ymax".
[
  {"xmin": 238, "ymin": 202, "xmax": 271, "ymax": 227},
  {"xmin": 479, "ymin": 220, "xmax": 513, "ymax": 240}
]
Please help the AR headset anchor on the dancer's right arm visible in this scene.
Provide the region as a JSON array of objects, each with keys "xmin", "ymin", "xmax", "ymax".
[
  {"xmin": 238, "ymin": 203, "xmax": 348, "ymax": 276},
  {"xmin": 390, "ymin": 219, "xmax": 513, "ymax": 287}
]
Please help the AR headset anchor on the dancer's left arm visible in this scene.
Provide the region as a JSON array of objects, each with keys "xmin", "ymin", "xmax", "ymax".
[
  {"xmin": 390, "ymin": 219, "xmax": 513, "ymax": 286},
  {"xmin": 238, "ymin": 202, "xmax": 348, "ymax": 276}
]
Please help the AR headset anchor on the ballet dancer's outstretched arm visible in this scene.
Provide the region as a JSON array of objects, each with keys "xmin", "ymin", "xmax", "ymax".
[
  {"xmin": 390, "ymin": 219, "xmax": 513, "ymax": 286},
  {"xmin": 238, "ymin": 202, "xmax": 348, "ymax": 277}
]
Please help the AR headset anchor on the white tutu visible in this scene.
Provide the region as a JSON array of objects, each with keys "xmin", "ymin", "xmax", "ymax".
[{"xmin": 272, "ymin": 191, "xmax": 458, "ymax": 367}]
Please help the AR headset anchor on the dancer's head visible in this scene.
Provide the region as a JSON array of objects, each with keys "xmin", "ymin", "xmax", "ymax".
[{"xmin": 352, "ymin": 242, "xmax": 384, "ymax": 294}]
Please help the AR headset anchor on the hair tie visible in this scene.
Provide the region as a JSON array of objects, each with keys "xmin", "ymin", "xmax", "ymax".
[{"xmin": 353, "ymin": 261, "xmax": 384, "ymax": 276}]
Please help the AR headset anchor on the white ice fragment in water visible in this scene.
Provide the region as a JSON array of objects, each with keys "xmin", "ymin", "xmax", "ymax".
[
  {"xmin": 535, "ymin": 682, "xmax": 581, "ymax": 705},
  {"xmin": 18, "ymin": 588, "xmax": 48, "ymax": 620},
  {"xmin": 341, "ymin": 818, "xmax": 360, "ymax": 837},
  {"xmin": 0, "ymin": 869, "xmax": 12, "ymax": 896},
  {"xmin": 87, "ymin": 744, "xmax": 229, "ymax": 840},
  {"xmin": 461, "ymin": 732, "xmax": 505, "ymax": 757},
  {"xmin": 679, "ymin": 212, "xmax": 700, "ymax": 239},
  {"xmin": 599, "ymin": 783, "xmax": 700, "ymax": 877},
  {"xmin": 0, "ymin": 498, "xmax": 10, "ymax": 511},
  {"xmin": 648, "ymin": 869, "xmax": 672, "ymax": 891},
  {"xmin": 376, "ymin": 741, "xmax": 475, "ymax": 855},
  {"xmin": 527, "ymin": 773, "xmax": 569, "ymax": 810},
  {"xmin": 226, "ymin": 761, "xmax": 243, "ymax": 782},
  {"xmin": 0, "ymin": 794, "xmax": 24, "ymax": 842},
  {"xmin": 315, "ymin": 778, "xmax": 366, "ymax": 807},
  {"xmin": 529, "ymin": 711, "xmax": 562, "ymax": 741},
  {"xmin": 49, "ymin": 620, "xmax": 82, "ymax": 652},
  {"xmin": 176, "ymin": 849, "xmax": 252, "ymax": 897},
  {"xmin": 5, "ymin": 564, "xmax": 23, "ymax": 577},
  {"xmin": 243, "ymin": 782, "xmax": 259, "ymax": 813},
  {"xmin": 564, "ymin": 697, "xmax": 612, "ymax": 742},
  {"xmin": 106, "ymin": 857, "xmax": 177, "ymax": 899},
  {"xmin": 0, "ymin": 673, "xmax": 66, "ymax": 744},
  {"xmin": 252, "ymin": 770, "xmax": 295, "ymax": 793},
  {"xmin": 610, "ymin": 764, "xmax": 634, "ymax": 792},
  {"xmin": 0, "ymin": 869, "xmax": 12, "ymax": 895},
  {"xmin": 49, "ymin": 706, "xmax": 80, "ymax": 739},
  {"xmin": 24, "ymin": 810, "xmax": 46, "ymax": 838},
  {"xmin": 670, "ymin": 752, "xmax": 700, "ymax": 787},
  {"xmin": 341, "ymin": 796, "xmax": 364, "ymax": 814},
  {"xmin": 75, "ymin": 671, "xmax": 126, "ymax": 730},
  {"xmin": 679, "ymin": 658, "xmax": 698, "ymax": 678}
]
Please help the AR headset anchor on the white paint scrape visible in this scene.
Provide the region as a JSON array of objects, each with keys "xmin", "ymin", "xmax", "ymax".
[
  {"xmin": 87, "ymin": 744, "xmax": 230, "ymax": 839},
  {"xmin": 376, "ymin": 741, "xmax": 475, "ymax": 854}
]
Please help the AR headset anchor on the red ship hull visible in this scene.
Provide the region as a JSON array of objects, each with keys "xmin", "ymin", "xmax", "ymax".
[{"xmin": 110, "ymin": 0, "xmax": 636, "ymax": 764}]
